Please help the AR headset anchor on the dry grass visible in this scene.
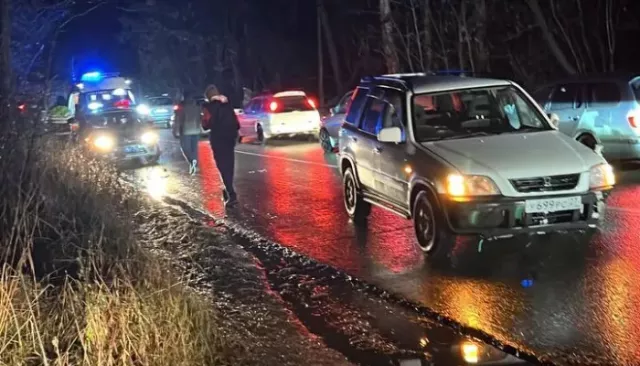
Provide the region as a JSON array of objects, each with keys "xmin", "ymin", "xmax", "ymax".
[{"xmin": 0, "ymin": 132, "xmax": 234, "ymax": 365}]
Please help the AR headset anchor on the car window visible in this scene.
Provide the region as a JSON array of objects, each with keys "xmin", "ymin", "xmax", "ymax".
[
  {"xmin": 586, "ymin": 82, "xmax": 621, "ymax": 108},
  {"xmin": 345, "ymin": 87, "xmax": 369, "ymax": 125},
  {"xmin": 382, "ymin": 89, "xmax": 405, "ymax": 129},
  {"xmin": 549, "ymin": 83, "xmax": 582, "ymax": 110},
  {"xmin": 412, "ymin": 85, "xmax": 550, "ymax": 142},
  {"xmin": 632, "ymin": 79, "xmax": 640, "ymax": 103},
  {"xmin": 244, "ymin": 99, "xmax": 259, "ymax": 114},
  {"xmin": 273, "ymin": 95, "xmax": 314, "ymax": 112},
  {"xmin": 360, "ymin": 97, "xmax": 385, "ymax": 135},
  {"xmin": 336, "ymin": 91, "xmax": 354, "ymax": 114},
  {"xmin": 532, "ymin": 86, "xmax": 553, "ymax": 106},
  {"xmin": 148, "ymin": 97, "xmax": 172, "ymax": 106}
]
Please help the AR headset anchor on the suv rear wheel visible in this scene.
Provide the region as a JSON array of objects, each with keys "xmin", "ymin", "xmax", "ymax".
[
  {"xmin": 343, "ymin": 168, "xmax": 371, "ymax": 224},
  {"xmin": 412, "ymin": 190, "xmax": 452, "ymax": 259}
]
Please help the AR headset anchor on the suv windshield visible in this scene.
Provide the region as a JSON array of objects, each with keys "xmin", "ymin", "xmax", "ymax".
[
  {"xmin": 86, "ymin": 111, "xmax": 141, "ymax": 128},
  {"xmin": 274, "ymin": 95, "xmax": 314, "ymax": 112},
  {"xmin": 412, "ymin": 85, "xmax": 550, "ymax": 142}
]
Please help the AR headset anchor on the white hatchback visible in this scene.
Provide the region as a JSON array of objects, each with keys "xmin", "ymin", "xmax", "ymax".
[{"xmin": 236, "ymin": 91, "xmax": 321, "ymax": 143}]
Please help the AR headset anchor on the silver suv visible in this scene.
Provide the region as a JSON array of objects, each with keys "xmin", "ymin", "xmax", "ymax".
[
  {"xmin": 339, "ymin": 74, "xmax": 614, "ymax": 259},
  {"xmin": 533, "ymin": 74, "xmax": 640, "ymax": 162}
]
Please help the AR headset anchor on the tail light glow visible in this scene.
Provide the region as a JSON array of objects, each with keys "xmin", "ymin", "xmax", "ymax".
[
  {"xmin": 113, "ymin": 99, "xmax": 131, "ymax": 109},
  {"xmin": 173, "ymin": 105, "xmax": 179, "ymax": 111},
  {"xmin": 628, "ymin": 109, "xmax": 639, "ymax": 128},
  {"xmin": 307, "ymin": 98, "xmax": 316, "ymax": 108},
  {"xmin": 269, "ymin": 101, "xmax": 279, "ymax": 112}
]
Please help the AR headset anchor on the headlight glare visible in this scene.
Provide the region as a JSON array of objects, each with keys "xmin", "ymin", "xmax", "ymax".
[
  {"xmin": 141, "ymin": 131, "xmax": 158, "ymax": 145},
  {"xmin": 93, "ymin": 135, "xmax": 115, "ymax": 151},
  {"xmin": 589, "ymin": 163, "xmax": 615, "ymax": 189},
  {"xmin": 446, "ymin": 174, "xmax": 501, "ymax": 197},
  {"xmin": 136, "ymin": 104, "xmax": 150, "ymax": 115}
]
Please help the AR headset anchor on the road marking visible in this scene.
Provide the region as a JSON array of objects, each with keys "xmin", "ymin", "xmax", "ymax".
[{"xmin": 234, "ymin": 150, "xmax": 338, "ymax": 168}]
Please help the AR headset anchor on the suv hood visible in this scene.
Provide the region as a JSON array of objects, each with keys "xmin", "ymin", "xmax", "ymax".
[{"xmin": 421, "ymin": 130, "xmax": 605, "ymax": 179}]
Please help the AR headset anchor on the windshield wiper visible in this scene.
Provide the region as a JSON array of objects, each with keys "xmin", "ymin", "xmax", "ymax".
[{"xmin": 435, "ymin": 131, "xmax": 491, "ymax": 141}]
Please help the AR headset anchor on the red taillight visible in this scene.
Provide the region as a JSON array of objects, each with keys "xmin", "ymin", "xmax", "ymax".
[
  {"xmin": 18, "ymin": 104, "xmax": 25, "ymax": 111},
  {"xmin": 628, "ymin": 109, "xmax": 639, "ymax": 128},
  {"xmin": 269, "ymin": 101, "xmax": 279, "ymax": 112},
  {"xmin": 114, "ymin": 99, "xmax": 130, "ymax": 109},
  {"xmin": 173, "ymin": 105, "xmax": 179, "ymax": 111},
  {"xmin": 70, "ymin": 123, "xmax": 79, "ymax": 132},
  {"xmin": 307, "ymin": 98, "xmax": 316, "ymax": 109}
]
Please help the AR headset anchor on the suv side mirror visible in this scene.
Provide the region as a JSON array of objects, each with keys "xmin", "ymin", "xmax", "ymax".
[
  {"xmin": 377, "ymin": 127, "xmax": 403, "ymax": 143},
  {"xmin": 548, "ymin": 113, "xmax": 560, "ymax": 129}
]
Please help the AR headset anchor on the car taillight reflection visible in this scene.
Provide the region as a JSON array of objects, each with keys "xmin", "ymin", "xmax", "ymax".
[{"xmin": 114, "ymin": 99, "xmax": 131, "ymax": 109}]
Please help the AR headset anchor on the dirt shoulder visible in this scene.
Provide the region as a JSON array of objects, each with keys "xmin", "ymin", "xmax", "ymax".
[{"xmin": 133, "ymin": 200, "xmax": 353, "ymax": 366}]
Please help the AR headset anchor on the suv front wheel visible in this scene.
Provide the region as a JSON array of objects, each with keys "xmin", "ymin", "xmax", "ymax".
[
  {"xmin": 412, "ymin": 190, "xmax": 452, "ymax": 259},
  {"xmin": 343, "ymin": 168, "xmax": 371, "ymax": 224}
]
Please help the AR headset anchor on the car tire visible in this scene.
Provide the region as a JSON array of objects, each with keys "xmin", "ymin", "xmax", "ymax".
[
  {"xmin": 319, "ymin": 128, "xmax": 333, "ymax": 152},
  {"xmin": 343, "ymin": 167, "xmax": 371, "ymax": 224},
  {"xmin": 412, "ymin": 190, "xmax": 453, "ymax": 259}
]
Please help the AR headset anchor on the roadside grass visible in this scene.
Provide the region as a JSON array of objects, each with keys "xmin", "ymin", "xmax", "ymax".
[{"xmin": 0, "ymin": 133, "xmax": 235, "ymax": 365}]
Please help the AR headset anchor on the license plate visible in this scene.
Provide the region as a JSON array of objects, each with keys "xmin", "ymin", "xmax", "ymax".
[
  {"xmin": 154, "ymin": 108, "xmax": 168, "ymax": 113},
  {"xmin": 525, "ymin": 196, "xmax": 582, "ymax": 213},
  {"xmin": 124, "ymin": 145, "xmax": 142, "ymax": 153}
]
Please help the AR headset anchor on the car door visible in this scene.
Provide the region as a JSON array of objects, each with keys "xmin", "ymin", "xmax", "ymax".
[
  {"xmin": 545, "ymin": 82, "xmax": 585, "ymax": 138},
  {"xmin": 355, "ymin": 91, "xmax": 385, "ymax": 192},
  {"xmin": 372, "ymin": 88, "xmax": 409, "ymax": 206},
  {"xmin": 323, "ymin": 91, "xmax": 354, "ymax": 138},
  {"xmin": 584, "ymin": 81, "xmax": 624, "ymax": 159},
  {"xmin": 238, "ymin": 98, "xmax": 260, "ymax": 137}
]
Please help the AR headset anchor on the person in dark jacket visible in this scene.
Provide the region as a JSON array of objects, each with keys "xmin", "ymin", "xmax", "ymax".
[
  {"xmin": 202, "ymin": 84, "xmax": 240, "ymax": 207},
  {"xmin": 175, "ymin": 91, "xmax": 202, "ymax": 174}
]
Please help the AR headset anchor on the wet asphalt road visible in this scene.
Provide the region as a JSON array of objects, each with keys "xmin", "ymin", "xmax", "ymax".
[{"xmin": 132, "ymin": 129, "xmax": 640, "ymax": 365}]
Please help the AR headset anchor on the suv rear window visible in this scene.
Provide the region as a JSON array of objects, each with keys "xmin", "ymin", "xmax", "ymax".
[
  {"xmin": 148, "ymin": 97, "xmax": 172, "ymax": 106},
  {"xmin": 273, "ymin": 96, "xmax": 314, "ymax": 112}
]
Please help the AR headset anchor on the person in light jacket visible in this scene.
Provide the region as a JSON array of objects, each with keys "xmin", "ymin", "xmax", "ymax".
[
  {"xmin": 175, "ymin": 90, "xmax": 202, "ymax": 174},
  {"xmin": 202, "ymin": 84, "xmax": 240, "ymax": 207}
]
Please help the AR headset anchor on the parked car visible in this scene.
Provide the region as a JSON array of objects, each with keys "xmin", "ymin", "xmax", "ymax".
[
  {"xmin": 171, "ymin": 97, "xmax": 209, "ymax": 138},
  {"xmin": 75, "ymin": 108, "xmax": 161, "ymax": 165},
  {"xmin": 137, "ymin": 96, "xmax": 174, "ymax": 129},
  {"xmin": 339, "ymin": 73, "xmax": 614, "ymax": 259},
  {"xmin": 236, "ymin": 90, "xmax": 321, "ymax": 143},
  {"xmin": 533, "ymin": 73, "xmax": 640, "ymax": 162},
  {"xmin": 319, "ymin": 90, "xmax": 354, "ymax": 152}
]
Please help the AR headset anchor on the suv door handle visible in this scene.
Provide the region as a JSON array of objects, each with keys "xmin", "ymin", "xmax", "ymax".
[{"xmin": 373, "ymin": 146, "xmax": 383, "ymax": 154}]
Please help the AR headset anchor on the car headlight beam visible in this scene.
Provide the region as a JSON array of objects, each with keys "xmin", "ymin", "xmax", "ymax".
[
  {"xmin": 140, "ymin": 131, "xmax": 158, "ymax": 145},
  {"xmin": 589, "ymin": 163, "xmax": 615, "ymax": 189},
  {"xmin": 93, "ymin": 135, "xmax": 115, "ymax": 151},
  {"xmin": 136, "ymin": 104, "xmax": 150, "ymax": 115},
  {"xmin": 446, "ymin": 174, "xmax": 501, "ymax": 197}
]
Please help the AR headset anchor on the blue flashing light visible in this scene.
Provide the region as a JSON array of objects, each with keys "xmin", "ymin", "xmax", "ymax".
[
  {"xmin": 81, "ymin": 71, "xmax": 102, "ymax": 82},
  {"xmin": 520, "ymin": 279, "xmax": 534, "ymax": 288}
]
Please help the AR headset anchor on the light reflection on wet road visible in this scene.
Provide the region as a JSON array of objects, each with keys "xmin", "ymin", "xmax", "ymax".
[{"xmin": 133, "ymin": 130, "xmax": 640, "ymax": 365}]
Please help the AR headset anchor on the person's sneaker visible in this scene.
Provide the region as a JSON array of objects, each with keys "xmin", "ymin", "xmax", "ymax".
[
  {"xmin": 225, "ymin": 197, "xmax": 239, "ymax": 208},
  {"xmin": 190, "ymin": 160, "xmax": 198, "ymax": 175}
]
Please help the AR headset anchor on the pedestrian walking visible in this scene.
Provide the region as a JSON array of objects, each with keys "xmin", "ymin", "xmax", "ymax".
[
  {"xmin": 175, "ymin": 90, "xmax": 202, "ymax": 174},
  {"xmin": 202, "ymin": 84, "xmax": 240, "ymax": 207}
]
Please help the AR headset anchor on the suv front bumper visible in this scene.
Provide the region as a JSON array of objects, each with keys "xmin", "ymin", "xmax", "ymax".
[{"xmin": 443, "ymin": 190, "xmax": 610, "ymax": 237}]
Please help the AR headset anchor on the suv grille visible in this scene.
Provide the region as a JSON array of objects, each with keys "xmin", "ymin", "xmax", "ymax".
[{"xmin": 510, "ymin": 174, "xmax": 580, "ymax": 193}]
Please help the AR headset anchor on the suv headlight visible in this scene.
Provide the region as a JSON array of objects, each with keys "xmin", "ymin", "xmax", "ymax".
[
  {"xmin": 446, "ymin": 174, "xmax": 501, "ymax": 197},
  {"xmin": 589, "ymin": 163, "xmax": 615, "ymax": 189},
  {"xmin": 93, "ymin": 135, "xmax": 115, "ymax": 151},
  {"xmin": 136, "ymin": 104, "xmax": 150, "ymax": 115},
  {"xmin": 141, "ymin": 131, "xmax": 158, "ymax": 145}
]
